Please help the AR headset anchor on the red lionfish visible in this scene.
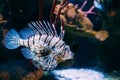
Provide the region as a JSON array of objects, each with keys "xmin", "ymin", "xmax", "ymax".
[{"xmin": 4, "ymin": 21, "xmax": 74, "ymax": 70}]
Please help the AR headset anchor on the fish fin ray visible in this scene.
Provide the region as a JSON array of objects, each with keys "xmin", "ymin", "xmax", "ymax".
[
  {"xmin": 19, "ymin": 27, "xmax": 35, "ymax": 39},
  {"xmin": 4, "ymin": 29, "xmax": 20, "ymax": 49},
  {"xmin": 21, "ymin": 48, "xmax": 35, "ymax": 59},
  {"xmin": 28, "ymin": 21, "xmax": 58, "ymax": 36}
]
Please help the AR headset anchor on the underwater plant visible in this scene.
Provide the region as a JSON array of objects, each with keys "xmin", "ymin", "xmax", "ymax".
[{"xmin": 53, "ymin": 0, "xmax": 109, "ymax": 41}]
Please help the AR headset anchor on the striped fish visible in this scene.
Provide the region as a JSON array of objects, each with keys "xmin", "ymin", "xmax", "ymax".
[{"xmin": 4, "ymin": 21, "xmax": 74, "ymax": 70}]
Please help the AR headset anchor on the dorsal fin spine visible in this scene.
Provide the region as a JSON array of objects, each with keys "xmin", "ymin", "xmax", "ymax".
[
  {"xmin": 43, "ymin": 21, "xmax": 52, "ymax": 35},
  {"xmin": 52, "ymin": 24, "xmax": 58, "ymax": 36},
  {"xmin": 35, "ymin": 21, "xmax": 46, "ymax": 34},
  {"xmin": 31, "ymin": 22, "xmax": 41, "ymax": 34},
  {"xmin": 39, "ymin": 21, "xmax": 49, "ymax": 34},
  {"xmin": 28, "ymin": 23, "xmax": 39, "ymax": 34},
  {"xmin": 47, "ymin": 22, "xmax": 54, "ymax": 35}
]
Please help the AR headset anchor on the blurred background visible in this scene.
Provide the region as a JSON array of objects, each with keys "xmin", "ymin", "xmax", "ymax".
[{"xmin": 0, "ymin": 0, "xmax": 120, "ymax": 80}]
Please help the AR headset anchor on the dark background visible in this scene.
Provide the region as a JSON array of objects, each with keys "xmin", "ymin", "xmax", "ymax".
[{"xmin": 0, "ymin": 0, "xmax": 120, "ymax": 79}]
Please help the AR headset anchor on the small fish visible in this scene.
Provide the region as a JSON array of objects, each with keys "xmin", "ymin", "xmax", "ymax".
[
  {"xmin": 4, "ymin": 21, "xmax": 74, "ymax": 70},
  {"xmin": 94, "ymin": 0, "xmax": 103, "ymax": 11}
]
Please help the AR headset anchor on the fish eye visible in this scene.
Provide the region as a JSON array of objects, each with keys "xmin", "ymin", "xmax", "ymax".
[
  {"xmin": 40, "ymin": 48, "xmax": 50, "ymax": 56},
  {"xmin": 64, "ymin": 46, "xmax": 70, "ymax": 51}
]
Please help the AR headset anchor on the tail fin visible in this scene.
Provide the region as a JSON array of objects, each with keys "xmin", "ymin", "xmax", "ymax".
[{"xmin": 4, "ymin": 29, "xmax": 20, "ymax": 49}]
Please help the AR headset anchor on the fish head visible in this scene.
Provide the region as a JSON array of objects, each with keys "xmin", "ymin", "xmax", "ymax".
[
  {"xmin": 36, "ymin": 47, "xmax": 51, "ymax": 57},
  {"xmin": 35, "ymin": 44, "xmax": 51, "ymax": 57},
  {"xmin": 56, "ymin": 45, "xmax": 74, "ymax": 63},
  {"xmin": 62, "ymin": 45, "xmax": 74, "ymax": 60},
  {"xmin": 40, "ymin": 48, "xmax": 51, "ymax": 56}
]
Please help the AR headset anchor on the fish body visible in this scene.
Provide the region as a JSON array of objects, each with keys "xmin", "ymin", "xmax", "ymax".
[
  {"xmin": 4, "ymin": 21, "xmax": 74, "ymax": 70},
  {"xmin": 18, "ymin": 34, "xmax": 64, "ymax": 54}
]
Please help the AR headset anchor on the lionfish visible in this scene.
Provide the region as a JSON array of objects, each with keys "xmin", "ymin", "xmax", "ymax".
[{"xmin": 4, "ymin": 21, "xmax": 74, "ymax": 70}]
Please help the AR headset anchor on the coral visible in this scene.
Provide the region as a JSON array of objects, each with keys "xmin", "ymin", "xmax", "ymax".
[
  {"xmin": 0, "ymin": 14, "xmax": 7, "ymax": 24},
  {"xmin": 0, "ymin": 71, "xmax": 10, "ymax": 80},
  {"xmin": 95, "ymin": 30, "xmax": 109, "ymax": 41},
  {"xmin": 22, "ymin": 69, "xmax": 43, "ymax": 80}
]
